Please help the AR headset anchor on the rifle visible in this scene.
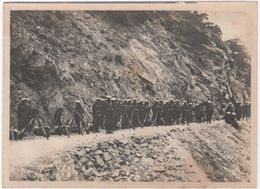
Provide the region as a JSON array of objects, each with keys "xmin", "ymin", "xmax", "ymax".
[
  {"xmin": 152, "ymin": 110, "xmax": 159, "ymax": 126},
  {"xmin": 19, "ymin": 110, "xmax": 49, "ymax": 140},
  {"xmin": 142, "ymin": 108, "xmax": 150, "ymax": 127},
  {"xmin": 122, "ymin": 108, "xmax": 135, "ymax": 129}
]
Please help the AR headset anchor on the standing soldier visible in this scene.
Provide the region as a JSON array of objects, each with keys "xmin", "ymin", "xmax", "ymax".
[
  {"xmin": 121, "ymin": 99, "xmax": 129, "ymax": 129},
  {"xmin": 53, "ymin": 107, "xmax": 64, "ymax": 136},
  {"xmin": 158, "ymin": 100, "xmax": 166, "ymax": 125},
  {"xmin": 17, "ymin": 98, "xmax": 32, "ymax": 132},
  {"xmin": 181, "ymin": 101, "xmax": 189, "ymax": 125},
  {"xmin": 73, "ymin": 100, "xmax": 89, "ymax": 135},
  {"xmin": 194, "ymin": 102, "xmax": 200, "ymax": 123},
  {"xmin": 242, "ymin": 101, "xmax": 250, "ymax": 120},
  {"xmin": 103, "ymin": 95, "xmax": 113, "ymax": 134},
  {"xmin": 113, "ymin": 98, "xmax": 124, "ymax": 131},
  {"xmin": 246, "ymin": 101, "xmax": 251, "ymax": 119},
  {"xmin": 92, "ymin": 98, "xmax": 105, "ymax": 132},
  {"xmin": 175, "ymin": 100, "xmax": 181, "ymax": 125},
  {"xmin": 205, "ymin": 100, "xmax": 214, "ymax": 123},
  {"xmin": 234, "ymin": 102, "xmax": 242, "ymax": 121},
  {"xmin": 188, "ymin": 102, "xmax": 193, "ymax": 123},
  {"xmin": 164, "ymin": 100, "xmax": 173, "ymax": 125}
]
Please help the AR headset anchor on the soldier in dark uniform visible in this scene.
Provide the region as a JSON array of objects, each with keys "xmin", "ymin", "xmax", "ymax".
[
  {"xmin": 164, "ymin": 100, "xmax": 172, "ymax": 125},
  {"xmin": 113, "ymin": 98, "xmax": 124, "ymax": 130},
  {"xmin": 188, "ymin": 102, "xmax": 193, "ymax": 123},
  {"xmin": 234, "ymin": 102, "xmax": 242, "ymax": 121},
  {"xmin": 121, "ymin": 99, "xmax": 130, "ymax": 129},
  {"xmin": 103, "ymin": 96, "xmax": 113, "ymax": 134},
  {"xmin": 175, "ymin": 100, "xmax": 181, "ymax": 125},
  {"xmin": 157, "ymin": 100, "xmax": 166, "ymax": 125},
  {"xmin": 73, "ymin": 100, "xmax": 89, "ymax": 134},
  {"xmin": 205, "ymin": 100, "xmax": 214, "ymax": 123},
  {"xmin": 181, "ymin": 101, "xmax": 189, "ymax": 125},
  {"xmin": 128, "ymin": 99, "xmax": 135, "ymax": 130},
  {"xmin": 243, "ymin": 101, "xmax": 250, "ymax": 120},
  {"xmin": 53, "ymin": 107, "xmax": 64, "ymax": 136},
  {"xmin": 194, "ymin": 103, "xmax": 200, "ymax": 123},
  {"xmin": 224, "ymin": 102, "xmax": 240, "ymax": 129},
  {"xmin": 17, "ymin": 98, "xmax": 32, "ymax": 132},
  {"xmin": 132, "ymin": 100, "xmax": 142, "ymax": 128},
  {"xmin": 92, "ymin": 98, "xmax": 105, "ymax": 132},
  {"xmin": 138, "ymin": 101, "xmax": 146, "ymax": 128}
]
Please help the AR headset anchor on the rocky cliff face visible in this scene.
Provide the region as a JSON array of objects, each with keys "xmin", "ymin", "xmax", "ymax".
[{"xmin": 10, "ymin": 11, "xmax": 250, "ymax": 127}]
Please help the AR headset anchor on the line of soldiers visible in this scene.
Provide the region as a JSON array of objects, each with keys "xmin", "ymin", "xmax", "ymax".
[
  {"xmin": 12, "ymin": 98, "xmax": 90, "ymax": 140},
  {"xmin": 92, "ymin": 96, "xmax": 251, "ymax": 133},
  {"xmin": 12, "ymin": 96, "xmax": 251, "ymax": 140},
  {"xmin": 92, "ymin": 96, "xmax": 215, "ymax": 134}
]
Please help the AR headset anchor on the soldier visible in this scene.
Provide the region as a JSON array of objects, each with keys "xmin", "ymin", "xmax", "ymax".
[
  {"xmin": 205, "ymin": 100, "xmax": 214, "ymax": 123},
  {"xmin": 194, "ymin": 102, "xmax": 200, "ymax": 123},
  {"xmin": 234, "ymin": 102, "xmax": 242, "ymax": 121},
  {"xmin": 92, "ymin": 98, "xmax": 105, "ymax": 132},
  {"xmin": 53, "ymin": 107, "xmax": 64, "ymax": 136},
  {"xmin": 113, "ymin": 98, "xmax": 124, "ymax": 130},
  {"xmin": 121, "ymin": 99, "xmax": 130, "ymax": 129},
  {"xmin": 164, "ymin": 100, "xmax": 172, "ymax": 125},
  {"xmin": 73, "ymin": 100, "xmax": 89, "ymax": 135},
  {"xmin": 128, "ymin": 99, "xmax": 135, "ymax": 130},
  {"xmin": 17, "ymin": 98, "xmax": 32, "ymax": 132},
  {"xmin": 243, "ymin": 101, "xmax": 250, "ymax": 120},
  {"xmin": 132, "ymin": 100, "xmax": 140, "ymax": 129},
  {"xmin": 103, "ymin": 95, "xmax": 113, "ymax": 134},
  {"xmin": 224, "ymin": 111, "xmax": 240, "ymax": 130},
  {"xmin": 158, "ymin": 100, "xmax": 166, "ymax": 125},
  {"xmin": 174, "ymin": 100, "xmax": 181, "ymax": 125},
  {"xmin": 181, "ymin": 101, "xmax": 189, "ymax": 125},
  {"xmin": 188, "ymin": 102, "xmax": 193, "ymax": 123}
]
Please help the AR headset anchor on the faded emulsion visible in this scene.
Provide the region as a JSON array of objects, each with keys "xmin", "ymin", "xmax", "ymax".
[{"xmin": 9, "ymin": 10, "xmax": 251, "ymax": 183}]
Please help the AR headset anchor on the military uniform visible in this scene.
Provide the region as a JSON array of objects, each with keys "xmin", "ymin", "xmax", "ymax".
[
  {"xmin": 234, "ymin": 102, "xmax": 242, "ymax": 121},
  {"xmin": 205, "ymin": 100, "xmax": 214, "ymax": 123},
  {"xmin": 92, "ymin": 98, "xmax": 105, "ymax": 132},
  {"xmin": 181, "ymin": 101, "xmax": 189, "ymax": 125},
  {"xmin": 73, "ymin": 101, "xmax": 88, "ymax": 134},
  {"xmin": 53, "ymin": 107, "xmax": 64, "ymax": 135},
  {"xmin": 17, "ymin": 98, "xmax": 32, "ymax": 131}
]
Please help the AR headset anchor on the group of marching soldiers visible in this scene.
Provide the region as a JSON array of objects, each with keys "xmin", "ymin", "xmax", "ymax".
[
  {"xmin": 92, "ymin": 96, "xmax": 215, "ymax": 134},
  {"xmin": 12, "ymin": 95, "xmax": 251, "ymax": 140}
]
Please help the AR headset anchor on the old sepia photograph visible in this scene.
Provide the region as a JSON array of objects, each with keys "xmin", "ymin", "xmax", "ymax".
[{"xmin": 2, "ymin": 2, "xmax": 257, "ymax": 188}]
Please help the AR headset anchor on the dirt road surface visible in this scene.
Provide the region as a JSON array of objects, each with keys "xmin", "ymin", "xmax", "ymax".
[{"xmin": 9, "ymin": 120, "xmax": 251, "ymax": 182}]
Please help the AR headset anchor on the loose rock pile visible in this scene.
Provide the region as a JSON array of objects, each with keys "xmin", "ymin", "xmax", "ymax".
[{"xmin": 40, "ymin": 134, "xmax": 190, "ymax": 182}]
